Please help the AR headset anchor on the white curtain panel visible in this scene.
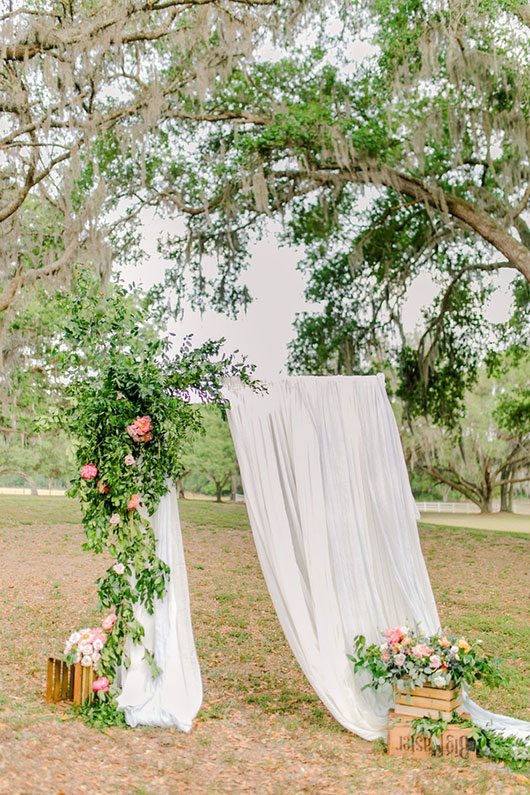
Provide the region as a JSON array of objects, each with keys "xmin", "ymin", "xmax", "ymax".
[
  {"xmin": 225, "ymin": 375, "xmax": 530, "ymax": 741},
  {"xmin": 117, "ymin": 483, "xmax": 203, "ymax": 730}
]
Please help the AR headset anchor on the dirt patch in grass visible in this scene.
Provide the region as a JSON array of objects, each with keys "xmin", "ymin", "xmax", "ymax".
[{"xmin": 0, "ymin": 497, "xmax": 528, "ymax": 794}]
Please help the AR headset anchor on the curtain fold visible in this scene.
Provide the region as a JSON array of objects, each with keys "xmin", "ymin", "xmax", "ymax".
[
  {"xmin": 116, "ymin": 482, "xmax": 203, "ymax": 730},
  {"xmin": 225, "ymin": 375, "xmax": 529, "ymax": 741}
]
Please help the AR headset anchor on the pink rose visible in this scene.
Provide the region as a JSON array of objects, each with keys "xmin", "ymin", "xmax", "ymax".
[
  {"xmin": 80, "ymin": 463, "xmax": 98, "ymax": 480},
  {"xmin": 412, "ymin": 644, "xmax": 433, "ymax": 658},
  {"xmin": 92, "ymin": 676, "xmax": 110, "ymax": 693},
  {"xmin": 101, "ymin": 614, "xmax": 117, "ymax": 631},
  {"xmin": 126, "ymin": 416, "xmax": 153, "ymax": 443},
  {"xmin": 124, "ymin": 454, "xmax": 135, "ymax": 466},
  {"xmin": 429, "ymin": 654, "xmax": 442, "ymax": 669},
  {"xmin": 394, "ymin": 653, "xmax": 406, "ymax": 666},
  {"xmin": 128, "ymin": 494, "xmax": 140, "ymax": 511},
  {"xmin": 384, "ymin": 626, "xmax": 405, "ymax": 647}
]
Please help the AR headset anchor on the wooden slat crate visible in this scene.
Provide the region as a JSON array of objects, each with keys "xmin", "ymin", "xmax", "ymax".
[
  {"xmin": 388, "ymin": 710, "xmax": 476, "ymax": 759},
  {"xmin": 394, "ymin": 684, "xmax": 463, "ymax": 721},
  {"xmin": 46, "ymin": 656, "xmax": 94, "ymax": 706}
]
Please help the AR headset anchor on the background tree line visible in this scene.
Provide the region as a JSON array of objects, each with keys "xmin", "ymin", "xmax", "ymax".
[{"xmin": 0, "ymin": 1, "xmax": 529, "ymax": 509}]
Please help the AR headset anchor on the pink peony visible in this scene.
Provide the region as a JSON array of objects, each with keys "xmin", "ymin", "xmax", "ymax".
[
  {"xmin": 80, "ymin": 463, "xmax": 98, "ymax": 480},
  {"xmin": 128, "ymin": 494, "xmax": 140, "ymax": 511},
  {"xmin": 92, "ymin": 676, "xmax": 110, "ymax": 693},
  {"xmin": 384, "ymin": 626, "xmax": 405, "ymax": 647},
  {"xmin": 101, "ymin": 614, "xmax": 117, "ymax": 631},
  {"xmin": 429, "ymin": 654, "xmax": 442, "ymax": 669},
  {"xmin": 124, "ymin": 454, "xmax": 135, "ymax": 466},
  {"xmin": 412, "ymin": 644, "xmax": 433, "ymax": 658}
]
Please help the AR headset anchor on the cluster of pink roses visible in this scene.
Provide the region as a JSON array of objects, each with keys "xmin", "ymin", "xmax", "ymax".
[
  {"xmin": 64, "ymin": 614, "xmax": 117, "ymax": 674},
  {"xmin": 126, "ymin": 415, "xmax": 153, "ymax": 443}
]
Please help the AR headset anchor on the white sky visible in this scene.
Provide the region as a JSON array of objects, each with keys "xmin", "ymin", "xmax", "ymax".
[{"xmin": 121, "ymin": 209, "xmax": 515, "ymax": 379}]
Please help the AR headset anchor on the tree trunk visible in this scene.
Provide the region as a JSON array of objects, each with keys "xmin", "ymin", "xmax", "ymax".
[
  {"xmin": 230, "ymin": 473, "xmax": 238, "ymax": 502},
  {"xmin": 176, "ymin": 477, "xmax": 186, "ymax": 499},
  {"xmin": 215, "ymin": 482, "xmax": 223, "ymax": 503},
  {"xmin": 500, "ymin": 467, "xmax": 514, "ymax": 512},
  {"xmin": 442, "ymin": 484, "xmax": 451, "ymax": 502}
]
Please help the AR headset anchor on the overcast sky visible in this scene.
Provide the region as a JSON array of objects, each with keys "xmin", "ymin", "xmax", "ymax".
[{"xmin": 121, "ymin": 208, "xmax": 515, "ymax": 379}]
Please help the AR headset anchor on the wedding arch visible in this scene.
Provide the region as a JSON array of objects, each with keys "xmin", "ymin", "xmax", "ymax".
[{"xmin": 58, "ymin": 275, "xmax": 529, "ymax": 752}]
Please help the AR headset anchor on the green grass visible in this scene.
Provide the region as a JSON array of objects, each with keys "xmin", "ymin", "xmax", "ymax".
[{"xmin": 0, "ymin": 495, "xmax": 528, "ymax": 793}]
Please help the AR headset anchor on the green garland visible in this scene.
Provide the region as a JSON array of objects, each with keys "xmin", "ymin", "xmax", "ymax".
[
  {"xmin": 56, "ymin": 272, "xmax": 256, "ymax": 723},
  {"xmin": 409, "ymin": 713, "xmax": 530, "ymax": 770}
]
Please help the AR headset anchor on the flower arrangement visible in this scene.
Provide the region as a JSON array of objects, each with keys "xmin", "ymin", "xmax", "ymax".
[
  {"xmin": 54, "ymin": 271, "xmax": 257, "ymax": 725},
  {"xmin": 350, "ymin": 626, "xmax": 503, "ymax": 692},
  {"xmin": 64, "ymin": 615, "xmax": 116, "ymax": 670}
]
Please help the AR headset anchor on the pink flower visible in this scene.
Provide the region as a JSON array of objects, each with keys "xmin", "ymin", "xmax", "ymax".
[
  {"xmin": 110, "ymin": 513, "xmax": 121, "ymax": 526},
  {"xmin": 429, "ymin": 654, "xmax": 442, "ymax": 669},
  {"xmin": 101, "ymin": 614, "xmax": 117, "ymax": 631},
  {"xmin": 113, "ymin": 562, "xmax": 125, "ymax": 575},
  {"xmin": 394, "ymin": 653, "xmax": 406, "ymax": 666},
  {"xmin": 126, "ymin": 416, "xmax": 153, "ymax": 443},
  {"xmin": 381, "ymin": 649, "xmax": 391, "ymax": 663},
  {"xmin": 384, "ymin": 626, "xmax": 405, "ymax": 647},
  {"xmin": 439, "ymin": 636, "xmax": 451, "ymax": 648},
  {"xmin": 92, "ymin": 676, "xmax": 110, "ymax": 693},
  {"xmin": 412, "ymin": 644, "xmax": 433, "ymax": 658},
  {"xmin": 128, "ymin": 494, "xmax": 140, "ymax": 511},
  {"xmin": 80, "ymin": 463, "xmax": 98, "ymax": 480},
  {"xmin": 124, "ymin": 454, "xmax": 135, "ymax": 466}
]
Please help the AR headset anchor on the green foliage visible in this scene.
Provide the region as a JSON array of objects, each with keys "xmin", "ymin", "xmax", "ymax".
[
  {"xmin": 410, "ymin": 713, "xmax": 530, "ymax": 770},
  {"xmin": 74, "ymin": 693, "xmax": 128, "ymax": 730},
  {"xmin": 54, "ymin": 271, "xmax": 256, "ymax": 719},
  {"xmin": 182, "ymin": 406, "xmax": 238, "ymax": 500}
]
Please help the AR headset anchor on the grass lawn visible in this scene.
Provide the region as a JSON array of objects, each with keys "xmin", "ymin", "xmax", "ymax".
[{"xmin": 0, "ymin": 496, "xmax": 528, "ymax": 794}]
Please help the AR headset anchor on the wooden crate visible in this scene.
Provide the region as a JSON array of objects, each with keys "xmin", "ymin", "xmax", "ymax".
[
  {"xmin": 388, "ymin": 710, "xmax": 476, "ymax": 759},
  {"xmin": 46, "ymin": 656, "xmax": 94, "ymax": 706},
  {"xmin": 394, "ymin": 684, "xmax": 463, "ymax": 721}
]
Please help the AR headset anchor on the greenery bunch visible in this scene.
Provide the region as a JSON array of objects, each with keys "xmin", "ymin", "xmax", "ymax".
[{"xmin": 55, "ymin": 271, "xmax": 255, "ymax": 720}]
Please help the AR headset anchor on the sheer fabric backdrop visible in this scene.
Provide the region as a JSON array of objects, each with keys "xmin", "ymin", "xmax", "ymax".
[{"xmin": 225, "ymin": 375, "xmax": 530, "ymax": 741}]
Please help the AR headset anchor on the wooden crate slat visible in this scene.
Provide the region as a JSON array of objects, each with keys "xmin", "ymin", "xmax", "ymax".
[
  {"xmin": 53, "ymin": 658, "xmax": 63, "ymax": 702},
  {"xmin": 394, "ymin": 702, "xmax": 465, "ymax": 721},
  {"xmin": 72, "ymin": 663, "xmax": 83, "ymax": 705},
  {"xmin": 394, "ymin": 684, "xmax": 459, "ymax": 702},
  {"xmin": 394, "ymin": 693, "xmax": 462, "ymax": 711},
  {"xmin": 46, "ymin": 657, "xmax": 55, "ymax": 703}
]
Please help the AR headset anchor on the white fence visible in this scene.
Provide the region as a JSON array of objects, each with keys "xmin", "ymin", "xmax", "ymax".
[
  {"xmin": 0, "ymin": 487, "xmax": 66, "ymax": 496},
  {"xmin": 416, "ymin": 501, "xmax": 479, "ymax": 514}
]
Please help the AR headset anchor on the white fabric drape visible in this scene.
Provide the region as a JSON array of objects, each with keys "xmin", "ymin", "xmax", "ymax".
[
  {"xmin": 225, "ymin": 375, "xmax": 530, "ymax": 741},
  {"xmin": 117, "ymin": 483, "xmax": 203, "ymax": 730}
]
